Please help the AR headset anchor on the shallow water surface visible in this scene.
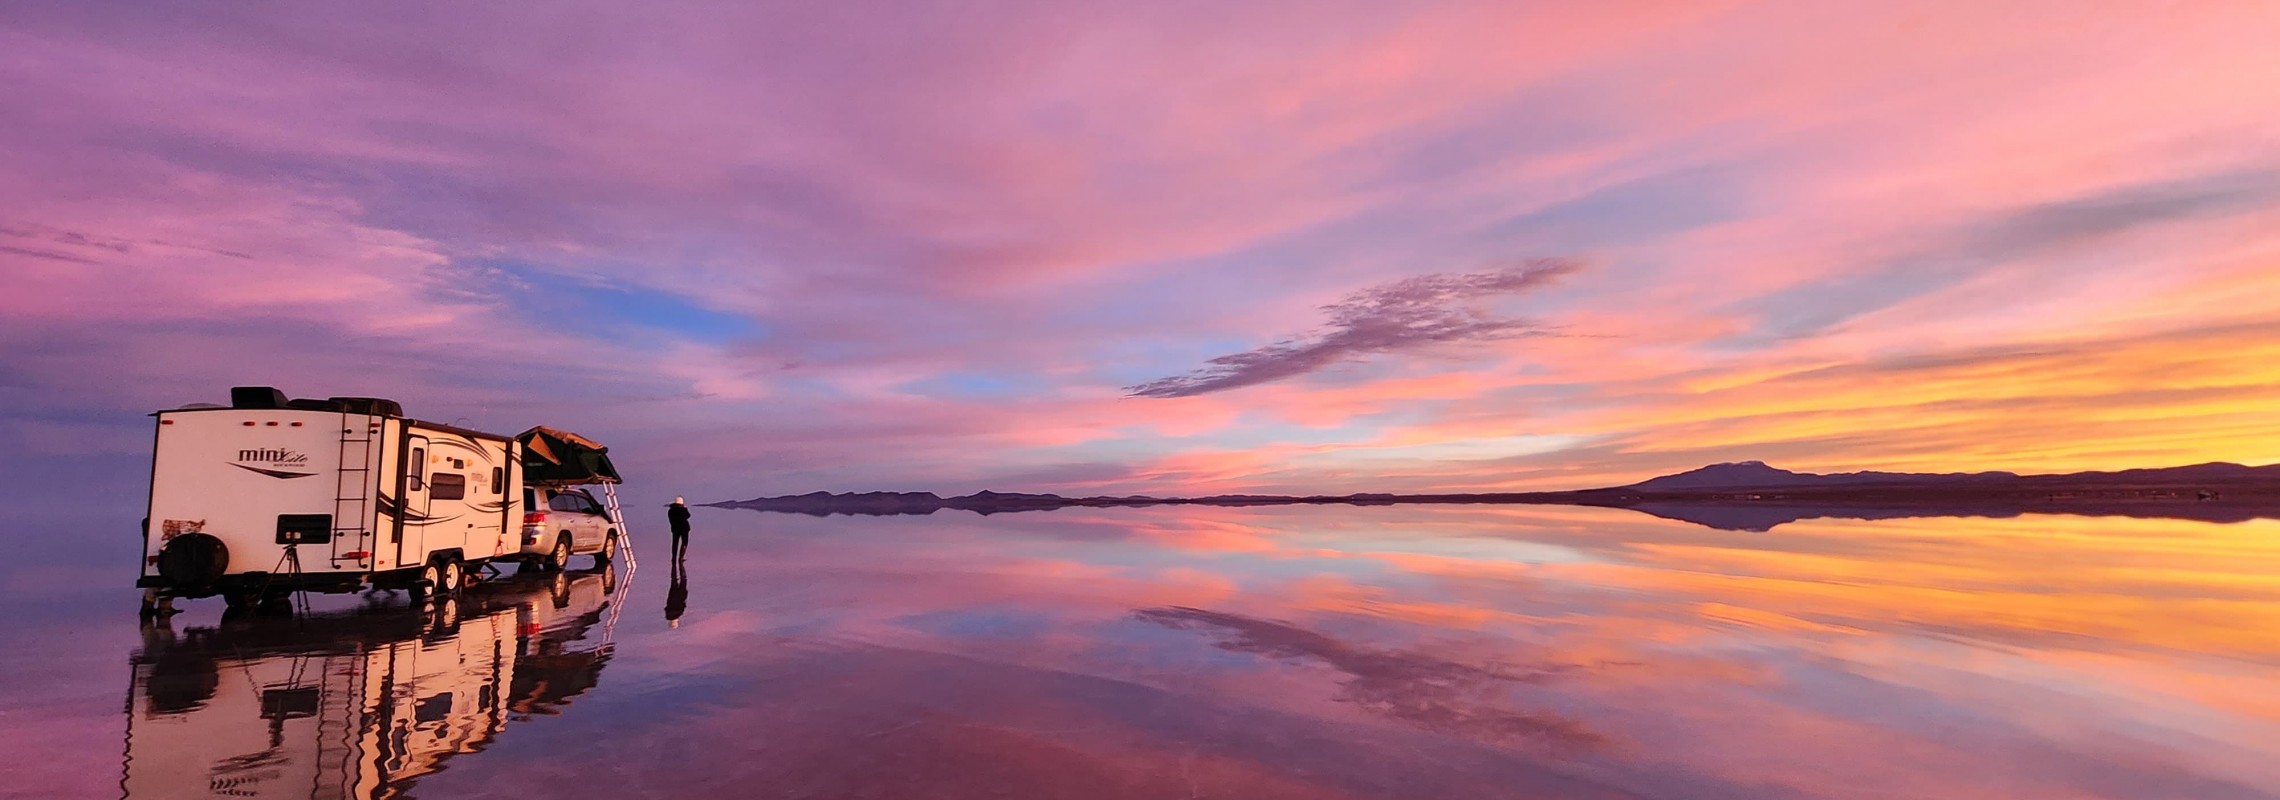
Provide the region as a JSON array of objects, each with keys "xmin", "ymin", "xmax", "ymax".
[{"xmin": 4, "ymin": 505, "xmax": 2279, "ymax": 798}]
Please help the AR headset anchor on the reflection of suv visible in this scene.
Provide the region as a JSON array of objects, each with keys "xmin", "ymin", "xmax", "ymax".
[{"xmin": 519, "ymin": 486, "xmax": 619, "ymax": 570}]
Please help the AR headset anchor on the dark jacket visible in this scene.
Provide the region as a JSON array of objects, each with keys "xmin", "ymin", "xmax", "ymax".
[{"xmin": 667, "ymin": 503, "xmax": 691, "ymax": 535}]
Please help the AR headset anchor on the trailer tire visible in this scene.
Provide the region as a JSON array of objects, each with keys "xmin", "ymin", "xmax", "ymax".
[
  {"xmin": 438, "ymin": 558, "xmax": 463, "ymax": 596},
  {"xmin": 412, "ymin": 561, "xmax": 444, "ymax": 603}
]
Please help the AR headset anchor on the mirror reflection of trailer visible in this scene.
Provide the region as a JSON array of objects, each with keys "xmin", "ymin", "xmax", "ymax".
[
  {"xmin": 120, "ymin": 570, "xmax": 618, "ymax": 800},
  {"xmin": 138, "ymin": 387, "xmax": 625, "ymax": 615}
]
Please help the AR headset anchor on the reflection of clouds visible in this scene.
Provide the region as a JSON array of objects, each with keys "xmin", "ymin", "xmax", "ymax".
[
  {"xmin": 1205, "ymin": 504, "xmax": 2280, "ymax": 662},
  {"xmin": 1136, "ymin": 606, "xmax": 1607, "ymax": 748},
  {"xmin": 767, "ymin": 503, "xmax": 2280, "ymax": 666},
  {"xmin": 430, "ymin": 639, "xmax": 1669, "ymax": 800},
  {"xmin": 570, "ymin": 509, "xmax": 2280, "ymax": 798}
]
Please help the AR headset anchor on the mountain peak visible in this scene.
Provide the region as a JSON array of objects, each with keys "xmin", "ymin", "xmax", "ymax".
[
  {"xmin": 1627, "ymin": 461, "xmax": 1808, "ymax": 490},
  {"xmin": 1620, "ymin": 460, "xmax": 2280, "ymax": 492}
]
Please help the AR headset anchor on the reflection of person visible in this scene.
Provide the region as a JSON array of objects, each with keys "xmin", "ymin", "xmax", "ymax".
[
  {"xmin": 667, "ymin": 496, "xmax": 692, "ymax": 562},
  {"xmin": 665, "ymin": 559, "xmax": 688, "ymax": 629}
]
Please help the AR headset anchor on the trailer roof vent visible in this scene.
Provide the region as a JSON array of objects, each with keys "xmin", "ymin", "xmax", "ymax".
[
  {"xmin": 328, "ymin": 397, "xmax": 404, "ymax": 417},
  {"xmin": 230, "ymin": 386, "xmax": 288, "ymax": 409}
]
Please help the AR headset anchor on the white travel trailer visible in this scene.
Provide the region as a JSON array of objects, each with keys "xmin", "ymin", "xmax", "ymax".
[
  {"xmin": 120, "ymin": 569, "xmax": 618, "ymax": 799},
  {"xmin": 138, "ymin": 387, "xmax": 625, "ymax": 613}
]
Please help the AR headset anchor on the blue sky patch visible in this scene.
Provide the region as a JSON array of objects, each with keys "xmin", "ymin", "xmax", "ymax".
[{"xmin": 474, "ymin": 261, "xmax": 761, "ymax": 343}]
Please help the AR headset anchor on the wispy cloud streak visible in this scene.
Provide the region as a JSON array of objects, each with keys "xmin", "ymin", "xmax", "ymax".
[{"xmin": 1126, "ymin": 259, "xmax": 1580, "ymax": 398}]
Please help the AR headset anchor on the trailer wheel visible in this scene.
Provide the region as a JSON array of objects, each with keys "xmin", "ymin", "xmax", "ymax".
[
  {"xmin": 545, "ymin": 534, "xmax": 571, "ymax": 572},
  {"xmin": 437, "ymin": 558, "xmax": 463, "ymax": 596},
  {"xmin": 412, "ymin": 561, "xmax": 442, "ymax": 603}
]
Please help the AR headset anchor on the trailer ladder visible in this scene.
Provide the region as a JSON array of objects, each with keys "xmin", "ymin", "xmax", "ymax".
[{"xmin": 332, "ymin": 413, "xmax": 379, "ymax": 565}]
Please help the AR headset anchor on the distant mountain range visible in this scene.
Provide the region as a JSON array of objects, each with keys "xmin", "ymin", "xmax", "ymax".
[
  {"xmin": 708, "ymin": 460, "xmax": 2280, "ymax": 531},
  {"xmin": 1625, "ymin": 459, "xmax": 2275, "ymax": 491}
]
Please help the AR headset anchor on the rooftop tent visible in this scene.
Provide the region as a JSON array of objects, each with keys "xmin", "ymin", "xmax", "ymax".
[{"xmin": 518, "ymin": 426, "xmax": 622, "ymax": 485}]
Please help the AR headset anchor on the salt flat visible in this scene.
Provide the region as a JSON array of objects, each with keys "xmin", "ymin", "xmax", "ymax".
[{"xmin": 6, "ymin": 504, "xmax": 2279, "ymax": 799}]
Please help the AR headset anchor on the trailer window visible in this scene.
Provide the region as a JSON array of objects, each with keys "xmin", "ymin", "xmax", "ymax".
[
  {"xmin": 491, "ymin": 467, "xmax": 503, "ymax": 494},
  {"xmin": 408, "ymin": 447, "xmax": 425, "ymax": 491},
  {"xmin": 430, "ymin": 473, "xmax": 466, "ymax": 500}
]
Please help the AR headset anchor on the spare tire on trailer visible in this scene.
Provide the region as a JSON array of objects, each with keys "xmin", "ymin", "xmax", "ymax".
[{"xmin": 156, "ymin": 533, "xmax": 229, "ymax": 590}]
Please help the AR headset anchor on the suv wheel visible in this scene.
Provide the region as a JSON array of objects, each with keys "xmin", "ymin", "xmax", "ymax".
[{"xmin": 546, "ymin": 534, "xmax": 571, "ymax": 572}]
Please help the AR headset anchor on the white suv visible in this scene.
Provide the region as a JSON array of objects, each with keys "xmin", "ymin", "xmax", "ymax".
[{"xmin": 520, "ymin": 486, "xmax": 620, "ymax": 570}]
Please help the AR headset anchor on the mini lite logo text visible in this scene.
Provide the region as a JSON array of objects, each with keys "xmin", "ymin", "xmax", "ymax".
[
  {"xmin": 230, "ymin": 448, "xmax": 317, "ymax": 478},
  {"xmin": 237, "ymin": 448, "xmax": 311, "ymax": 466}
]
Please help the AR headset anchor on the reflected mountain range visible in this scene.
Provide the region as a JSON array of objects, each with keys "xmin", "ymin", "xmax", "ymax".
[{"xmin": 712, "ymin": 460, "xmax": 2280, "ymax": 531}]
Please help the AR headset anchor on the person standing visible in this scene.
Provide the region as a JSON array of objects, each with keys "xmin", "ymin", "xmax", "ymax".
[{"xmin": 667, "ymin": 496, "xmax": 692, "ymax": 562}]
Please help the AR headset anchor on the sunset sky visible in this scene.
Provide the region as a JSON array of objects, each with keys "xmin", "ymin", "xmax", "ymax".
[{"xmin": 4, "ymin": 1, "xmax": 2278, "ymax": 507}]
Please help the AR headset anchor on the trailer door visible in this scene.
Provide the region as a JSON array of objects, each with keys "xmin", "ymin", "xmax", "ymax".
[{"xmin": 399, "ymin": 436, "xmax": 431, "ymax": 567}]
